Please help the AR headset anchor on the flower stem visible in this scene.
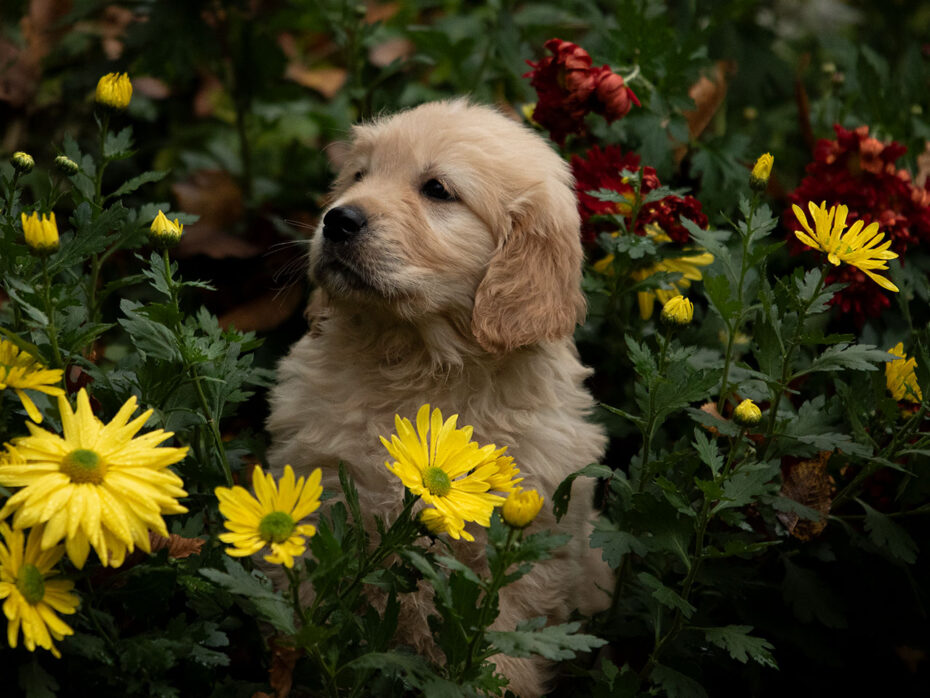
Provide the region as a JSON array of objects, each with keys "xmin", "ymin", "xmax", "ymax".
[{"xmin": 41, "ymin": 258, "xmax": 64, "ymax": 369}]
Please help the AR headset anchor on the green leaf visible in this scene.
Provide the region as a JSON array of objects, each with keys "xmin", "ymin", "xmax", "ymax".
[
  {"xmin": 552, "ymin": 463, "xmax": 614, "ymax": 522},
  {"xmin": 712, "ymin": 463, "xmax": 778, "ymax": 514},
  {"xmin": 625, "ymin": 334, "xmax": 658, "ymax": 382},
  {"xmin": 118, "ymin": 299, "xmax": 182, "ymax": 362},
  {"xmin": 18, "ymin": 658, "xmax": 59, "ymax": 698},
  {"xmin": 345, "ymin": 652, "xmax": 468, "ymax": 696},
  {"xmin": 638, "ymin": 572, "xmax": 695, "ymax": 618},
  {"xmin": 686, "ymin": 406, "xmax": 741, "ymax": 437},
  {"xmin": 692, "ymin": 429, "xmax": 723, "ymax": 476},
  {"xmin": 859, "ymin": 499, "xmax": 919, "ymax": 564},
  {"xmin": 651, "ymin": 663, "xmax": 708, "ymax": 698},
  {"xmin": 108, "ymin": 170, "xmax": 168, "ymax": 201},
  {"xmin": 200, "ymin": 558, "xmax": 296, "ymax": 634},
  {"xmin": 486, "ymin": 620, "xmax": 607, "ymax": 661},
  {"xmin": 703, "ymin": 625, "xmax": 778, "ymax": 669},
  {"xmin": 590, "ymin": 518, "xmax": 650, "ymax": 568},
  {"xmin": 703, "ymin": 274, "xmax": 742, "ymax": 323},
  {"xmin": 104, "ymin": 126, "xmax": 134, "ymax": 158},
  {"xmin": 799, "ymin": 344, "xmax": 894, "ymax": 377},
  {"xmin": 782, "ymin": 558, "xmax": 847, "ymax": 628},
  {"xmin": 704, "ymin": 539, "xmax": 781, "ymax": 559}
]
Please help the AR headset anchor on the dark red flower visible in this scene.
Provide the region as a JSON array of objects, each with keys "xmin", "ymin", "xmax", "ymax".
[
  {"xmin": 525, "ymin": 39, "xmax": 639, "ymax": 145},
  {"xmin": 786, "ymin": 124, "xmax": 930, "ymax": 318},
  {"xmin": 571, "ymin": 144, "xmax": 706, "ymax": 245}
]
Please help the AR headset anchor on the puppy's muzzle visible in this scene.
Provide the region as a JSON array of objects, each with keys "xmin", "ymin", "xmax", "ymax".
[{"xmin": 322, "ymin": 206, "xmax": 367, "ymax": 244}]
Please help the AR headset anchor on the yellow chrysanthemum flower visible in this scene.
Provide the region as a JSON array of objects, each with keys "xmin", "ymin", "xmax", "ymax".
[
  {"xmin": 0, "ymin": 523, "xmax": 79, "ymax": 658},
  {"xmin": 0, "ymin": 339, "xmax": 64, "ymax": 423},
  {"xmin": 733, "ymin": 398, "xmax": 762, "ymax": 427},
  {"xmin": 215, "ymin": 465, "xmax": 322, "ymax": 568},
  {"xmin": 661, "ymin": 295, "xmax": 694, "ymax": 326},
  {"xmin": 0, "ymin": 389, "xmax": 189, "ymax": 569},
  {"xmin": 750, "ymin": 153, "xmax": 773, "ymax": 191},
  {"xmin": 149, "ymin": 210, "xmax": 184, "ymax": 248},
  {"xmin": 20, "ymin": 211, "xmax": 60, "ymax": 254},
  {"xmin": 94, "ymin": 72, "xmax": 132, "ymax": 110},
  {"xmin": 501, "ymin": 488, "xmax": 545, "ymax": 529},
  {"xmin": 381, "ymin": 404, "xmax": 521, "ymax": 541},
  {"xmin": 792, "ymin": 201, "xmax": 899, "ymax": 292},
  {"xmin": 886, "ymin": 343, "xmax": 922, "ymax": 403}
]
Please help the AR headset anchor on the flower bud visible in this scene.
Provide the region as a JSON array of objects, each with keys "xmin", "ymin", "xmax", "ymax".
[
  {"xmin": 750, "ymin": 153, "xmax": 773, "ymax": 192},
  {"xmin": 733, "ymin": 399, "xmax": 762, "ymax": 427},
  {"xmin": 149, "ymin": 210, "xmax": 184, "ymax": 249},
  {"xmin": 54, "ymin": 155, "xmax": 80, "ymax": 176},
  {"xmin": 661, "ymin": 296, "xmax": 693, "ymax": 326},
  {"xmin": 10, "ymin": 151, "xmax": 34, "ymax": 174},
  {"xmin": 501, "ymin": 488, "xmax": 544, "ymax": 529},
  {"xmin": 95, "ymin": 72, "xmax": 132, "ymax": 110},
  {"xmin": 21, "ymin": 211, "xmax": 60, "ymax": 255}
]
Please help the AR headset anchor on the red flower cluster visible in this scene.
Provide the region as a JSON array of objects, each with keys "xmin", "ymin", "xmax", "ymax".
[
  {"xmin": 787, "ymin": 124, "xmax": 930, "ymax": 317},
  {"xmin": 571, "ymin": 145, "xmax": 707, "ymax": 244},
  {"xmin": 525, "ymin": 39, "xmax": 640, "ymax": 145}
]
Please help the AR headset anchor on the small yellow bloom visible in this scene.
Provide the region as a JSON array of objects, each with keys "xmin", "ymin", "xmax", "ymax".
[
  {"xmin": 661, "ymin": 295, "xmax": 693, "ymax": 326},
  {"xmin": 501, "ymin": 488, "xmax": 544, "ymax": 529},
  {"xmin": 734, "ymin": 399, "xmax": 762, "ymax": 427},
  {"xmin": 0, "ymin": 388, "xmax": 189, "ymax": 569},
  {"xmin": 215, "ymin": 465, "xmax": 322, "ymax": 568},
  {"xmin": 10, "ymin": 151, "xmax": 34, "ymax": 174},
  {"xmin": 885, "ymin": 343, "xmax": 922, "ymax": 403},
  {"xmin": 0, "ymin": 339, "xmax": 64, "ymax": 423},
  {"xmin": 20, "ymin": 211, "xmax": 59, "ymax": 255},
  {"xmin": 94, "ymin": 72, "xmax": 132, "ymax": 110},
  {"xmin": 0, "ymin": 523, "xmax": 80, "ymax": 658},
  {"xmin": 750, "ymin": 153, "xmax": 773, "ymax": 191},
  {"xmin": 382, "ymin": 404, "xmax": 521, "ymax": 541},
  {"xmin": 149, "ymin": 210, "xmax": 184, "ymax": 248},
  {"xmin": 792, "ymin": 201, "xmax": 899, "ymax": 292}
]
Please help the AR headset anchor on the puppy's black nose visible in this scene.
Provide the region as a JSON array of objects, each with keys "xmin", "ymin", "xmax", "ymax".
[{"xmin": 322, "ymin": 206, "xmax": 367, "ymax": 243}]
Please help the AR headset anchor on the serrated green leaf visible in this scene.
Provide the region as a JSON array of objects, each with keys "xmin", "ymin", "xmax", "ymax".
[
  {"xmin": 199, "ymin": 559, "xmax": 296, "ymax": 634},
  {"xmin": 782, "ymin": 559, "xmax": 847, "ymax": 628},
  {"xmin": 638, "ymin": 572, "xmax": 695, "ymax": 618},
  {"xmin": 703, "ymin": 625, "xmax": 778, "ymax": 669},
  {"xmin": 859, "ymin": 499, "xmax": 919, "ymax": 563},
  {"xmin": 799, "ymin": 344, "xmax": 893, "ymax": 377},
  {"xmin": 486, "ymin": 621, "xmax": 607, "ymax": 661},
  {"xmin": 651, "ymin": 663, "xmax": 708, "ymax": 698},
  {"xmin": 590, "ymin": 518, "xmax": 649, "ymax": 568},
  {"xmin": 693, "ymin": 428, "xmax": 723, "ymax": 476},
  {"xmin": 552, "ymin": 463, "xmax": 614, "ymax": 522},
  {"xmin": 18, "ymin": 658, "xmax": 60, "ymax": 698},
  {"xmin": 108, "ymin": 170, "xmax": 168, "ymax": 201},
  {"xmin": 712, "ymin": 464, "xmax": 777, "ymax": 514},
  {"xmin": 703, "ymin": 274, "xmax": 741, "ymax": 323}
]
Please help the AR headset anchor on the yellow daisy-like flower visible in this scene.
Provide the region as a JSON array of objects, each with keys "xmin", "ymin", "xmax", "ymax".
[
  {"xmin": 0, "ymin": 523, "xmax": 80, "ymax": 658},
  {"xmin": 0, "ymin": 339, "xmax": 65, "ymax": 423},
  {"xmin": 750, "ymin": 152, "xmax": 774, "ymax": 191},
  {"xmin": 501, "ymin": 488, "xmax": 545, "ymax": 529},
  {"xmin": 792, "ymin": 201, "xmax": 899, "ymax": 292},
  {"xmin": 0, "ymin": 388, "xmax": 189, "ymax": 569},
  {"xmin": 20, "ymin": 211, "xmax": 60, "ymax": 255},
  {"xmin": 215, "ymin": 465, "xmax": 322, "ymax": 568},
  {"xmin": 381, "ymin": 404, "xmax": 521, "ymax": 541},
  {"xmin": 886, "ymin": 342, "xmax": 922, "ymax": 403},
  {"xmin": 94, "ymin": 72, "xmax": 132, "ymax": 110},
  {"xmin": 149, "ymin": 210, "xmax": 184, "ymax": 249},
  {"xmin": 660, "ymin": 295, "xmax": 694, "ymax": 326}
]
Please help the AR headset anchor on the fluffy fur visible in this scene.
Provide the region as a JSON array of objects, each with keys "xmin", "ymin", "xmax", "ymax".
[{"xmin": 266, "ymin": 100, "xmax": 611, "ymax": 696}]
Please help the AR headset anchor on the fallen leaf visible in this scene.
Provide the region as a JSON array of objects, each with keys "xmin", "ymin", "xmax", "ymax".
[
  {"xmin": 778, "ymin": 451, "xmax": 834, "ymax": 540},
  {"xmin": 219, "ymin": 283, "xmax": 305, "ymax": 333},
  {"xmin": 284, "ymin": 64, "xmax": 347, "ymax": 98},
  {"xmin": 269, "ymin": 637, "xmax": 302, "ymax": 698},
  {"xmin": 683, "ymin": 60, "xmax": 734, "ymax": 141},
  {"xmin": 369, "ymin": 37, "xmax": 413, "ymax": 67},
  {"xmin": 149, "ymin": 532, "xmax": 205, "ymax": 559},
  {"xmin": 171, "ymin": 170, "xmax": 258, "ymax": 259},
  {"xmin": 0, "ymin": 0, "xmax": 72, "ymax": 107}
]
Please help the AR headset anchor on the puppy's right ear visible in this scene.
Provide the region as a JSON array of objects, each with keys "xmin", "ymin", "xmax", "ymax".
[{"xmin": 471, "ymin": 179, "xmax": 585, "ymax": 353}]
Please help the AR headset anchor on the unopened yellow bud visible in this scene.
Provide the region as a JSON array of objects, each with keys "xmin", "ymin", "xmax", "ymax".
[
  {"xmin": 501, "ymin": 488, "xmax": 544, "ymax": 529},
  {"xmin": 21, "ymin": 211, "xmax": 59, "ymax": 255},
  {"xmin": 734, "ymin": 399, "xmax": 762, "ymax": 427},
  {"xmin": 149, "ymin": 210, "xmax": 184, "ymax": 249},
  {"xmin": 95, "ymin": 72, "xmax": 132, "ymax": 110},
  {"xmin": 10, "ymin": 151, "xmax": 34, "ymax": 174},
  {"xmin": 750, "ymin": 153, "xmax": 773, "ymax": 192},
  {"xmin": 661, "ymin": 296, "xmax": 693, "ymax": 326},
  {"xmin": 54, "ymin": 155, "xmax": 80, "ymax": 176}
]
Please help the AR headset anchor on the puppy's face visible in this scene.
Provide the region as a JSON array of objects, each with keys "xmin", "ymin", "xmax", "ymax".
[{"xmin": 309, "ymin": 101, "xmax": 586, "ymax": 352}]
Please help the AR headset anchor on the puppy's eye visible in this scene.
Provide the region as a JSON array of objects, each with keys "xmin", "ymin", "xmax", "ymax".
[
  {"xmin": 421, "ymin": 178, "xmax": 455, "ymax": 201},
  {"xmin": 353, "ymin": 170, "xmax": 365, "ymax": 182}
]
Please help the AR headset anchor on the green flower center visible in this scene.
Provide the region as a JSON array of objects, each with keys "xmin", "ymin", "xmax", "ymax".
[
  {"xmin": 16, "ymin": 563, "xmax": 45, "ymax": 605},
  {"xmin": 258, "ymin": 511, "xmax": 296, "ymax": 544},
  {"xmin": 423, "ymin": 467, "xmax": 452, "ymax": 497},
  {"xmin": 61, "ymin": 448, "xmax": 105, "ymax": 484}
]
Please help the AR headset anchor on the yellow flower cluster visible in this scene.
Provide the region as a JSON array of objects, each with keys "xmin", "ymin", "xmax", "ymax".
[
  {"xmin": 21, "ymin": 211, "xmax": 59, "ymax": 255},
  {"xmin": 886, "ymin": 343, "xmax": 922, "ymax": 403},
  {"xmin": 0, "ymin": 340, "xmax": 64, "ymax": 423}
]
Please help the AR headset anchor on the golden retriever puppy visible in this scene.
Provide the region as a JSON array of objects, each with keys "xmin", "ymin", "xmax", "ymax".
[{"xmin": 266, "ymin": 100, "xmax": 611, "ymax": 696}]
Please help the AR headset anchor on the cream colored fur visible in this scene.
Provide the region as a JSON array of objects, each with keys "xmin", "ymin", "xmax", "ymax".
[{"xmin": 266, "ymin": 100, "xmax": 611, "ymax": 697}]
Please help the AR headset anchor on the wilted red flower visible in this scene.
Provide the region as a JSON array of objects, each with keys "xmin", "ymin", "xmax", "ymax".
[
  {"xmin": 571, "ymin": 145, "xmax": 707, "ymax": 244},
  {"xmin": 525, "ymin": 39, "xmax": 639, "ymax": 144},
  {"xmin": 786, "ymin": 124, "xmax": 930, "ymax": 318}
]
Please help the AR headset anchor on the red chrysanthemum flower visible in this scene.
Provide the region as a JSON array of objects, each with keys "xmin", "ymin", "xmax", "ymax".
[
  {"xmin": 786, "ymin": 124, "xmax": 930, "ymax": 318},
  {"xmin": 525, "ymin": 39, "xmax": 639, "ymax": 145},
  {"xmin": 571, "ymin": 145, "xmax": 707, "ymax": 244}
]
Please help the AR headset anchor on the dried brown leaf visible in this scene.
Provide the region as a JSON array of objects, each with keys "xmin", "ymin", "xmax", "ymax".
[
  {"xmin": 219, "ymin": 283, "xmax": 305, "ymax": 333},
  {"xmin": 284, "ymin": 65, "xmax": 347, "ymax": 98},
  {"xmin": 269, "ymin": 637, "xmax": 302, "ymax": 698},
  {"xmin": 149, "ymin": 532, "xmax": 205, "ymax": 559},
  {"xmin": 779, "ymin": 451, "xmax": 834, "ymax": 540},
  {"xmin": 171, "ymin": 170, "xmax": 259, "ymax": 259}
]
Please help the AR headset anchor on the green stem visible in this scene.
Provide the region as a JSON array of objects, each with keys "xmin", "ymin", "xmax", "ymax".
[
  {"xmin": 41, "ymin": 258, "xmax": 64, "ymax": 369},
  {"xmin": 89, "ymin": 111, "xmax": 111, "ymax": 324},
  {"xmin": 5, "ymin": 171, "xmax": 21, "ymax": 214},
  {"xmin": 284, "ymin": 564, "xmax": 304, "ymax": 622}
]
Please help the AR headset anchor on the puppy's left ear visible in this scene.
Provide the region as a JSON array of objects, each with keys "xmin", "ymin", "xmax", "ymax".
[{"xmin": 471, "ymin": 180, "xmax": 585, "ymax": 353}]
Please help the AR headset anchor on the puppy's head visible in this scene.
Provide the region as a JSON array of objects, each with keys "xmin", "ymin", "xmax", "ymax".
[{"xmin": 310, "ymin": 100, "xmax": 585, "ymax": 353}]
